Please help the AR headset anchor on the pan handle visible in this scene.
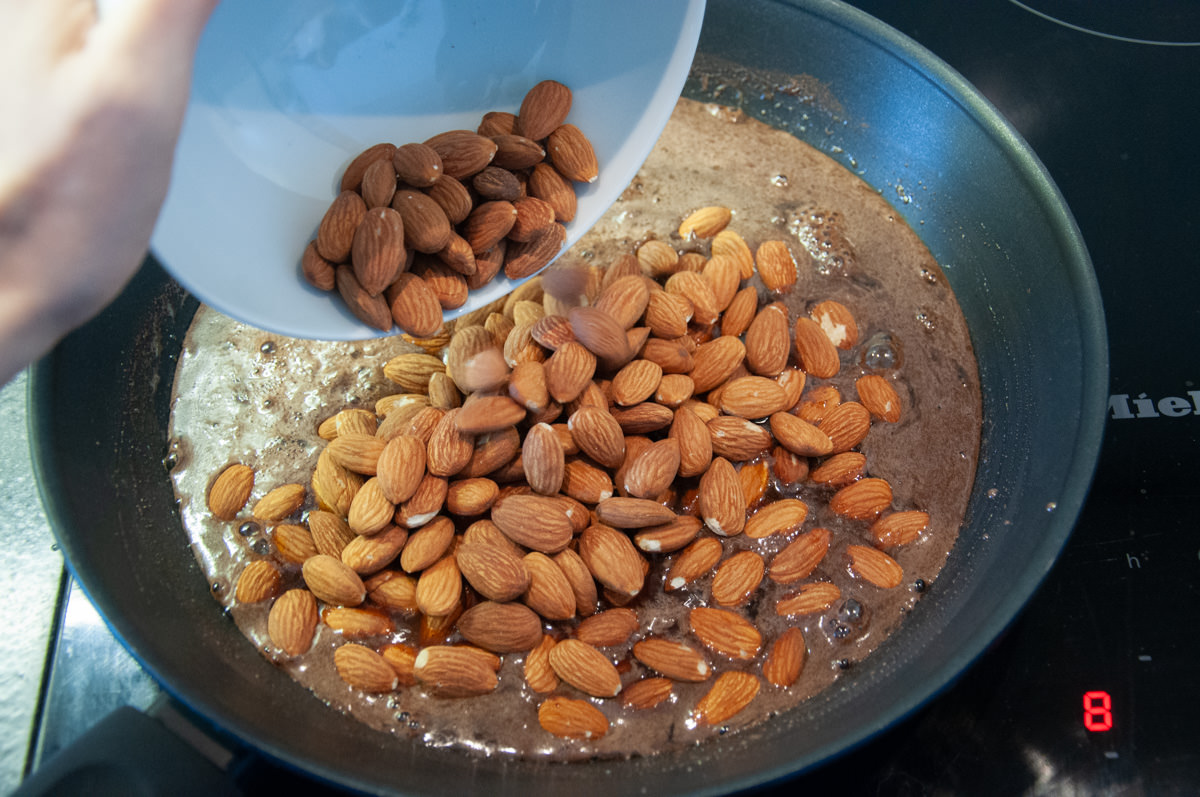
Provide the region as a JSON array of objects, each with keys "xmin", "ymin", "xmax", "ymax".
[{"xmin": 15, "ymin": 704, "xmax": 240, "ymax": 796}]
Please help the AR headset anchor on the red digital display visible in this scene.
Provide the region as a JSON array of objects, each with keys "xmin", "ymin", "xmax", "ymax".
[{"xmin": 1083, "ymin": 690, "xmax": 1113, "ymax": 732}]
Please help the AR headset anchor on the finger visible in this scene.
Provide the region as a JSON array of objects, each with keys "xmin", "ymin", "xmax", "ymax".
[{"xmin": 94, "ymin": 0, "xmax": 218, "ymax": 86}]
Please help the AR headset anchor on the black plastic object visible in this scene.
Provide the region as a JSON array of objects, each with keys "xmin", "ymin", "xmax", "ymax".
[
  {"xmin": 28, "ymin": 0, "xmax": 1107, "ymax": 794},
  {"xmin": 13, "ymin": 707, "xmax": 238, "ymax": 797}
]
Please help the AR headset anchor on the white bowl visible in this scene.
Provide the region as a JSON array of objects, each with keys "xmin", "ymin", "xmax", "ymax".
[{"xmin": 152, "ymin": 0, "xmax": 705, "ymax": 341}]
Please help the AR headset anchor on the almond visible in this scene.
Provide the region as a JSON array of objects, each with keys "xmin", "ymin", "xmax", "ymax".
[
  {"xmin": 610, "ymin": 402, "xmax": 674, "ymax": 435},
  {"xmin": 797, "ymin": 383, "xmax": 842, "ymax": 422},
  {"xmin": 527, "ymin": 162, "xmax": 577, "ymax": 223},
  {"xmin": 698, "ymin": 457, "xmax": 746, "ymax": 537},
  {"xmin": 623, "ymin": 438, "xmax": 680, "ymax": 500},
  {"xmin": 317, "ymin": 190, "xmax": 368, "ymax": 263},
  {"xmin": 544, "ymin": 340, "xmax": 597, "ymax": 403},
  {"xmin": 395, "ymin": 473, "xmax": 449, "ymax": 528},
  {"xmin": 490, "ymin": 493, "xmax": 575, "ymax": 552},
  {"xmin": 547, "ymin": 638, "xmax": 621, "ymax": 697},
  {"xmin": 611, "ymin": 359, "xmax": 663, "ymax": 407},
  {"xmin": 462, "ymin": 199, "xmax": 518, "ymax": 252},
  {"xmin": 250, "ymin": 482, "xmax": 304, "ymax": 524},
  {"xmin": 460, "ymin": 427, "xmax": 522, "ymax": 479},
  {"xmin": 793, "ymin": 316, "xmax": 841, "ymax": 378},
  {"xmin": 508, "ymin": 360, "xmax": 550, "ymax": 413},
  {"xmin": 819, "ymin": 400, "xmax": 871, "ymax": 453},
  {"xmin": 425, "ymin": 173, "xmax": 474, "ymax": 225},
  {"xmin": 703, "ymin": 254, "xmax": 741, "ymax": 312},
  {"xmin": 811, "ymin": 299, "xmax": 859, "ymax": 350},
  {"xmin": 413, "ymin": 645, "xmax": 499, "ymax": 697},
  {"xmin": 267, "ymin": 589, "xmax": 319, "ymax": 656},
  {"xmin": 566, "ymin": 406, "xmax": 626, "ymax": 468},
  {"xmin": 871, "ymin": 510, "xmax": 930, "ymax": 548},
  {"xmin": 689, "ymin": 336, "xmax": 746, "ymax": 393},
  {"xmin": 387, "ymin": 272, "xmax": 443, "ymax": 338},
  {"xmin": 509, "ymin": 195, "xmax": 556, "ymax": 242},
  {"xmin": 302, "ymin": 554, "xmax": 367, "ymax": 606},
  {"xmin": 538, "ymin": 696, "xmax": 608, "ymax": 740},
  {"xmin": 546, "ymin": 123, "xmax": 598, "ymax": 183},
  {"xmin": 208, "ymin": 463, "xmax": 254, "ymax": 520},
  {"xmin": 809, "ymin": 451, "xmax": 867, "ymax": 487},
  {"xmin": 634, "ymin": 514, "xmax": 702, "ymax": 554},
  {"xmin": 524, "ymin": 634, "xmax": 560, "ymax": 693},
  {"xmin": 594, "ymin": 274, "xmax": 651, "ymax": 330},
  {"xmin": 594, "ymin": 496, "xmax": 677, "ymax": 528},
  {"xmin": 455, "ymin": 395, "xmax": 526, "ymax": 435},
  {"xmin": 445, "ymin": 477, "xmax": 498, "ymax": 516},
  {"xmin": 719, "ymin": 375, "xmax": 791, "ymax": 419},
  {"xmin": 334, "ymin": 644, "xmax": 399, "ymax": 692},
  {"xmin": 375, "ymin": 435, "xmax": 427, "ymax": 505},
  {"xmin": 457, "ymin": 600, "xmax": 544, "ymax": 652},
  {"xmin": 319, "ymin": 408, "xmax": 378, "ymax": 441},
  {"xmin": 720, "ymin": 286, "xmax": 758, "ymax": 337},
  {"xmin": 301, "ymin": 240, "xmax": 336, "ymax": 291},
  {"xmin": 472, "ymin": 166, "xmax": 521, "ymax": 201},
  {"xmin": 341, "ymin": 524, "xmax": 409, "ymax": 575},
  {"xmin": 413, "ymin": 257, "xmax": 469, "ymax": 310},
  {"xmin": 520, "ymin": 422, "xmax": 565, "ymax": 495},
  {"xmin": 762, "ymin": 627, "xmax": 806, "ymax": 688},
  {"xmin": 348, "ymin": 477, "xmax": 395, "ymax": 536},
  {"xmin": 272, "ymin": 524, "xmax": 318, "ymax": 564},
  {"xmin": 365, "ymin": 570, "xmax": 419, "ymax": 612},
  {"xmin": 479, "ymin": 110, "xmax": 518, "ymax": 136},
  {"xmin": 711, "ymin": 550, "xmax": 765, "ymax": 607},
  {"xmin": 390, "ymin": 189, "xmax": 451, "ymax": 254},
  {"xmin": 235, "ymin": 559, "xmax": 282, "ymax": 604},
  {"xmin": 380, "ymin": 643, "xmax": 419, "ymax": 686},
  {"xmin": 776, "ymin": 581, "xmax": 842, "ymax": 616},
  {"xmin": 622, "ymin": 677, "xmax": 674, "ymax": 710},
  {"xmin": 654, "ymin": 373, "xmax": 695, "ymax": 408},
  {"xmin": 664, "ymin": 270, "xmax": 719, "ymax": 325},
  {"xmin": 504, "ymin": 220, "xmax": 565, "ymax": 279},
  {"xmin": 341, "ymin": 142, "xmax": 396, "ymax": 193},
  {"xmin": 455, "ymin": 538, "xmax": 530, "ymax": 602},
  {"xmin": 569, "ymin": 306, "xmax": 633, "ymax": 369},
  {"xmin": 665, "ymin": 537, "xmax": 723, "ymax": 591},
  {"xmin": 426, "ymin": 408, "xmax": 476, "ymax": 477},
  {"xmin": 744, "ymin": 303, "xmax": 791, "ymax": 377},
  {"xmin": 637, "ymin": 239, "xmax": 679, "ymax": 279},
  {"xmin": 769, "ymin": 411, "xmax": 834, "ymax": 457},
  {"xmin": 522, "ymin": 551, "xmax": 577, "ymax": 621},
  {"xmin": 414, "ymin": 554, "xmax": 462, "ymax": 616},
  {"xmin": 744, "ymin": 498, "xmax": 808, "ymax": 540},
  {"xmin": 553, "ymin": 547, "xmax": 599, "ymax": 617},
  {"xmin": 640, "ymin": 337, "xmax": 694, "ymax": 374},
  {"xmin": 307, "ymin": 509, "xmax": 357, "ymax": 558},
  {"xmin": 848, "ymin": 544, "xmax": 904, "ymax": 588},
  {"xmin": 738, "ymin": 459, "xmax": 771, "ymax": 507},
  {"xmin": 399, "ymin": 515, "xmax": 455, "ymax": 573},
  {"xmin": 755, "ymin": 240, "xmax": 797, "ymax": 292},
  {"xmin": 491, "ymin": 134, "xmax": 547, "ymax": 171},
  {"xmin": 324, "ymin": 606, "xmax": 395, "ymax": 638},
  {"xmin": 423, "ymin": 129, "xmax": 498, "ymax": 179},
  {"xmin": 560, "ymin": 458, "xmax": 615, "ymax": 504},
  {"xmin": 768, "ymin": 527, "xmax": 831, "ymax": 584},
  {"xmin": 575, "ymin": 608, "xmax": 639, "ymax": 648},
  {"xmin": 359, "ymin": 152, "xmax": 396, "ymax": 211},
  {"xmin": 633, "ymin": 637, "xmax": 712, "ymax": 682},
  {"xmin": 689, "ymin": 607, "xmax": 762, "ymax": 661},
  {"xmin": 694, "ymin": 670, "xmax": 760, "ymax": 725},
  {"xmin": 391, "ymin": 141, "xmax": 443, "ymax": 186},
  {"xmin": 529, "ymin": 313, "xmax": 576, "ymax": 351},
  {"xmin": 383, "ymin": 352, "xmax": 447, "ymax": 392},
  {"xmin": 771, "ymin": 445, "xmax": 810, "ymax": 485},
  {"xmin": 856, "ymin": 374, "xmax": 903, "ymax": 423},
  {"xmin": 351, "ymin": 206, "xmax": 405, "ymax": 295},
  {"xmin": 645, "ymin": 291, "xmax": 692, "ymax": 339},
  {"xmin": 679, "ymin": 205, "xmax": 732, "ymax": 239},
  {"xmin": 830, "ymin": 477, "xmax": 893, "ymax": 520},
  {"xmin": 517, "ymin": 79, "xmax": 573, "ymax": 141},
  {"xmin": 579, "ymin": 523, "xmax": 646, "ymax": 598}
]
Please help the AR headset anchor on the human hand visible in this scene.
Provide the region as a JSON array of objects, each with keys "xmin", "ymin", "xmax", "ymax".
[{"xmin": 0, "ymin": 0, "xmax": 218, "ymax": 386}]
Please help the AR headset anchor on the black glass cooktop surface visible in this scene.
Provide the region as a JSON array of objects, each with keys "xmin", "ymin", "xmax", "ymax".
[{"xmin": 20, "ymin": 1, "xmax": 1199, "ymax": 795}]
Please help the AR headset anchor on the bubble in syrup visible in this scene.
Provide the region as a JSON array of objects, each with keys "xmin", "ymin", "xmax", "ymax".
[
  {"xmin": 838, "ymin": 598, "xmax": 863, "ymax": 622},
  {"xmin": 836, "ymin": 659, "xmax": 851, "ymax": 670},
  {"xmin": 251, "ymin": 538, "xmax": 271, "ymax": 556},
  {"xmin": 238, "ymin": 521, "xmax": 261, "ymax": 537},
  {"xmin": 770, "ymin": 174, "xmax": 789, "ymax": 187},
  {"xmin": 260, "ymin": 341, "xmax": 276, "ymax": 355},
  {"xmin": 862, "ymin": 332, "xmax": 902, "ymax": 371},
  {"xmin": 1045, "ymin": 502, "xmax": 1058, "ymax": 513},
  {"xmin": 913, "ymin": 579, "xmax": 927, "ymax": 593},
  {"xmin": 986, "ymin": 488, "xmax": 999, "ymax": 499}
]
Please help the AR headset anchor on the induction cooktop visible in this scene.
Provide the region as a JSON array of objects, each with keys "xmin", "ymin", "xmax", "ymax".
[{"xmin": 19, "ymin": 1, "xmax": 1200, "ymax": 795}]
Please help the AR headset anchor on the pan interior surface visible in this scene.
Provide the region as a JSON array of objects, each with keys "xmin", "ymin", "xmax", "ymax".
[{"xmin": 30, "ymin": 0, "xmax": 1106, "ymax": 794}]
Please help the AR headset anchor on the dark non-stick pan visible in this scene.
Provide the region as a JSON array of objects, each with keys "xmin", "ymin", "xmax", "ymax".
[{"xmin": 28, "ymin": 0, "xmax": 1107, "ymax": 793}]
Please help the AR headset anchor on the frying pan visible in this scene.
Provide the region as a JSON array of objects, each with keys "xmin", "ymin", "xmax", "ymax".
[{"xmin": 28, "ymin": 0, "xmax": 1107, "ymax": 793}]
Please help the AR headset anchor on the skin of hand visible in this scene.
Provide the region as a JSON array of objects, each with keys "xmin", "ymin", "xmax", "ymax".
[{"xmin": 0, "ymin": 0, "xmax": 218, "ymax": 386}]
